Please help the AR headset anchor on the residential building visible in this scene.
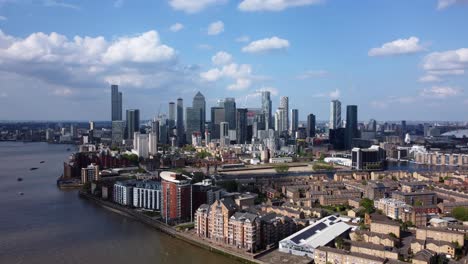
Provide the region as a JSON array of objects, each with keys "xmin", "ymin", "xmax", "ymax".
[
  {"xmin": 329, "ymin": 100, "xmax": 342, "ymax": 130},
  {"xmin": 351, "ymin": 145, "xmax": 386, "ymax": 170},
  {"xmin": 160, "ymin": 171, "xmax": 192, "ymax": 224},
  {"xmin": 228, "ymin": 212, "xmax": 261, "ymax": 252},
  {"xmin": 81, "ymin": 163, "xmax": 100, "ymax": 184},
  {"xmin": 262, "ymin": 91, "xmax": 272, "ymax": 130},
  {"xmin": 314, "ymin": 246, "xmax": 386, "ymax": 264},
  {"xmin": 133, "ymin": 181, "xmax": 162, "ymax": 210},
  {"xmin": 111, "ymin": 120, "xmax": 125, "ymax": 146},
  {"xmin": 114, "ymin": 180, "xmax": 137, "ymax": 206},
  {"xmin": 392, "ymin": 191, "xmax": 437, "ymax": 206}
]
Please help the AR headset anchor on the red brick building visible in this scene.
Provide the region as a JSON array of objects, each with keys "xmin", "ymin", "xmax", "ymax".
[{"xmin": 160, "ymin": 171, "xmax": 192, "ymax": 224}]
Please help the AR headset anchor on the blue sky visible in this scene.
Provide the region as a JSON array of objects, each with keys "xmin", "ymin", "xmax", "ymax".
[{"xmin": 0, "ymin": 0, "xmax": 467, "ymax": 121}]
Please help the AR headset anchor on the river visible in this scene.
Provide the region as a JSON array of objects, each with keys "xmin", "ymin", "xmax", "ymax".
[{"xmin": 0, "ymin": 142, "xmax": 238, "ymax": 264}]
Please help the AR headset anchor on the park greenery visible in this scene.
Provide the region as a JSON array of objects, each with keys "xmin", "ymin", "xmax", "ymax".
[
  {"xmin": 452, "ymin": 207, "xmax": 468, "ymax": 221},
  {"xmin": 274, "ymin": 164, "xmax": 290, "ymax": 174},
  {"xmin": 312, "ymin": 162, "xmax": 334, "ymax": 171},
  {"xmin": 195, "ymin": 150, "xmax": 212, "ymax": 159},
  {"xmin": 359, "ymin": 198, "xmax": 375, "ymax": 214},
  {"xmin": 121, "ymin": 153, "xmax": 139, "ymax": 165}
]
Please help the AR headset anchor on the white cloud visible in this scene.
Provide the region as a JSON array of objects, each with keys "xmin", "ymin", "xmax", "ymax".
[
  {"xmin": 169, "ymin": 23, "xmax": 184, "ymax": 32},
  {"xmin": 0, "ymin": 29, "xmax": 187, "ymax": 92},
  {"xmin": 207, "ymin": 21, "xmax": 224, "ymax": 35},
  {"xmin": 102, "ymin": 31, "xmax": 176, "ymax": 64},
  {"xmin": 235, "ymin": 35, "xmax": 250, "ymax": 43},
  {"xmin": 420, "ymin": 86, "xmax": 462, "ymax": 98},
  {"xmin": 201, "ymin": 52, "xmax": 255, "ymax": 91},
  {"xmin": 437, "ymin": 0, "xmax": 468, "ymax": 9},
  {"xmin": 242, "ymin": 36, "xmax": 289, "ymax": 53},
  {"xmin": 169, "ymin": 0, "xmax": 227, "ymax": 13},
  {"xmin": 43, "ymin": 0, "xmax": 80, "ymax": 10},
  {"xmin": 211, "ymin": 51, "xmax": 232, "ymax": 65},
  {"xmin": 238, "ymin": 0, "xmax": 323, "ymax": 12},
  {"xmin": 0, "ymin": 16, "xmax": 7, "ymax": 21},
  {"xmin": 419, "ymin": 75, "xmax": 442, "ymax": 83},
  {"xmin": 368, "ymin": 37, "xmax": 425, "ymax": 57},
  {"xmin": 228, "ymin": 78, "xmax": 251, "ymax": 91},
  {"xmin": 329, "ymin": 89, "xmax": 340, "ymax": 99},
  {"xmin": 297, "ymin": 70, "xmax": 328, "ymax": 79},
  {"xmin": 422, "ymin": 48, "xmax": 468, "ymax": 72}
]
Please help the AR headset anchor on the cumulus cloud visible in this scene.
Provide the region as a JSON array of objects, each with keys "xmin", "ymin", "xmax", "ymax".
[
  {"xmin": 238, "ymin": 0, "xmax": 323, "ymax": 12},
  {"xmin": 211, "ymin": 51, "xmax": 232, "ymax": 65},
  {"xmin": 242, "ymin": 36, "xmax": 289, "ymax": 53},
  {"xmin": 169, "ymin": 0, "xmax": 227, "ymax": 13},
  {"xmin": 420, "ymin": 86, "xmax": 462, "ymax": 98},
  {"xmin": 297, "ymin": 70, "xmax": 328, "ymax": 79},
  {"xmin": 169, "ymin": 23, "xmax": 184, "ymax": 32},
  {"xmin": 201, "ymin": 52, "xmax": 255, "ymax": 91},
  {"xmin": 207, "ymin": 21, "xmax": 224, "ymax": 35},
  {"xmin": 329, "ymin": 89, "xmax": 340, "ymax": 99},
  {"xmin": 422, "ymin": 48, "xmax": 468, "ymax": 73},
  {"xmin": 437, "ymin": 0, "xmax": 468, "ymax": 9},
  {"xmin": 368, "ymin": 37, "xmax": 425, "ymax": 57},
  {"xmin": 0, "ymin": 29, "xmax": 195, "ymax": 94}
]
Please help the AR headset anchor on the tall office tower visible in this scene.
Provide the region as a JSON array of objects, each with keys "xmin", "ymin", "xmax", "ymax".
[
  {"xmin": 307, "ymin": 114, "xmax": 316, "ymax": 138},
  {"xmin": 176, "ymin": 98, "xmax": 184, "ymax": 146},
  {"xmin": 159, "ymin": 118, "xmax": 169, "ymax": 145},
  {"xmin": 89, "ymin": 121, "xmax": 95, "ymax": 131},
  {"xmin": 345, "ymin": 105, "xmax": 358, "ymax": 150},
  {"xmin": 291, "ymin": 109, "xmax": 299, "ymax": 135},
  {"xmin": 367, "ymin": 119, "xmax": 377, "ymax": 132},
  {"xmin": 111, "ymin": 120, "xmax": 125, "ymax": 145},
  {"xmin": 126, "ymin": 109, "xmax": 140, "ymax": 140},
  {"xmin": 261, "ymin": 91, "xmax": 272, "ymax": 130},
  {"xmin": 330, "ymin": 99, "xmax": 342, "ymax": 129},
  {"xmin": 210, "ymin": 107, "xmax": 225, "ymax": 139},
  {"xmin": 279, "ymin": 96, "xmax": 289, "ymax": 132},
  {"xmin": 111, "ymin": 84, "xmax": 122, "ymax": 121},
  {"xmin": 236, "ymin": 108, "xmax": 248, "ymax": 144},
  {"xmin": 224, "ymin": 97, "xmax": 237, "ymax": 130},
  {"xmin": 401, "ymin": 120, "xmax": 407, "ymax": 135},
  {"xmin": 151, "ymin": 119, "xmax": 160, "ymax": 134},
  {"xmin": 185, "ymin": 107, "xmax": 202, "ymax": 144},
  {"xmin": 275, "ymin": 107, "xmax": 288, "ymax": 133},
  {"xmin": 192, "ymin": 92, "xmax": 206, "ymax": 133},
  {"xmin": 70, "ymin": 124, "xmax": 77, "ymax": 138},
  {"xmin": 168, "ymin": 102, "xmax": 176, "ymax": 130},
  {"xmin": 220, "ymin": 122, "xmax": 229, "ymax": 138}
]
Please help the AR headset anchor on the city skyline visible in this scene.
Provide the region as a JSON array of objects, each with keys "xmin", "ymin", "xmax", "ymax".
[{"xmin": 0, "ymin": 1, "xmax": 468, "ymax": 121}]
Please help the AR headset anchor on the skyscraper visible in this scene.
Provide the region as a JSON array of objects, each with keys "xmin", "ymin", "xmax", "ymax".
[
  {"xmin": 176, "ymin": 98, "xmax": 184, "ymax": 146},
  {"xmin": 210, "ymin": 107, "xmax": 225, "ymax": 139},
  {"xmin": 192, "ymin": 92, "xmax": 206, "ymax": 133},
  {"xmin": 280, "ymin": 96, "xmax": 289, "ymax": 132},
  {"xmin": 307, "ymin": 114, "xmax": 316, "ymax": 138},
  {"xmin": 168, "ymin": 102, "xmax": 176, "ymax": 130},
  {"xmin": 126, "ymin": 109, "xmax": 140, "ymax": 140},
  {"xmin": 112, "ymin": 120, "xmax": 125, "ymax": 145},
  {"xmin": 291, "ymin": 109, "xmax": 299, "ymax": 135},
  {"xmin": 261, "ymin": 91, "xmax": 272, "ymax": 130},
  {"xmin": 330, "ymin": 100, "xmax": 342, "ymax": 129},
  {"xmin": 185, "ymin": 107, "xmax": 202, "ymax": 144},
  {"xmin": 111, "ymin": 84, "xmax": 122, "ymax": 121},
  {"xmin": 345, "ymin": 105, "xmax": 358, "ymax": 150},
  {"xmin": 224, "ymin": 97, "xmax": 236, "ymax": 130},
  {"xmin": 236, "ymin": 108, "xmax": 248, "ymax": 144},
  {"xmin": 275, "ymin": 107, "xmax": 288, "ymax": 133}
]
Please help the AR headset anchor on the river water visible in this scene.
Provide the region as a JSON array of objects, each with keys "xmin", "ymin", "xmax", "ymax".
[{"xmin": 0, "ymin": 142, "xmax": 238, "ymax": 264}]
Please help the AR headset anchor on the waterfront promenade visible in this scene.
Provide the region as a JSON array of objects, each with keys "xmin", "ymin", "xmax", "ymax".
[{"xmin": 79, "ymin": 191, "xmax": 264, "ymax": 264}]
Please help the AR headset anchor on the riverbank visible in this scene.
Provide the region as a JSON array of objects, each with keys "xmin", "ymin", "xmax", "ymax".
[{"xmin": 78, "ymin": 191, "xmax": 264, "ymax": 264}]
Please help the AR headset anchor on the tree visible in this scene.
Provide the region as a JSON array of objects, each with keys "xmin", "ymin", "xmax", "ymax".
[
  {"xmin": 452, "ymin": 207, "xmax": 468, "ymax": 221},
  {"xmin": 122, "ymin": 153, "xmax": 139, "ymax": 165},
  {"xmin": 274, "ymin": 164, "xmax": 289, "ymax": 174},
  {"xmin": 218, "ymin": 180, "xmax": 238, "ymax": 192},
  {"xmin": 360, "ymin": 198, "xmax": 375, "ymax": 214}
]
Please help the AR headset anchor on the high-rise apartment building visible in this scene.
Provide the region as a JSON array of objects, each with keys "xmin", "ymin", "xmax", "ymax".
[
  {"xmin": 160, "ymin": 171, "xmax": 192, "ymax": 224},
  {"xmin": 275, "ymin": 107, "xmax": 288, "ymax": 133},
  {"xmin": 261, "ymin": 91, "xmax": 272, "ymax": 130},
  {"xmin": 345, "ymin": 105, "xmax": 358, "ymax": 150},
  {"xmin": 111, "ymin": 84, "xmax": 122, "ymax": 121},
  {"xmin": 307, "ymin": 114, "xmax": 316, "ymax": 138},
  {"xmin": 330, "ymin": 100, "xmax": 342, "ymax": 129},
  {"xmin": 111, "ymin": 120, "xmax": 125, "ymax": 145},
  {"xmin": 126, "ymin": 109, "xmax": 140, "ymax": 140},
  {"xmin": 280, "ymin": 96, "xmax": 289, "ymax": 132}
]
